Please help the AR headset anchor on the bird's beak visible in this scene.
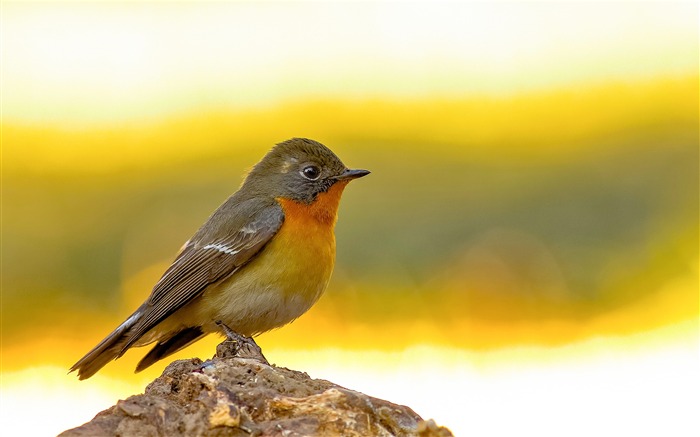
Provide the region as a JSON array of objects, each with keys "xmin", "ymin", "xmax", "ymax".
[{"xmin": 336, "ymin": 168, "xmax": 371, "ymax": 181}]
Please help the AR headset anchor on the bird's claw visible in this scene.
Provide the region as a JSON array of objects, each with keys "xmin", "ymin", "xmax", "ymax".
[{"xmin": 215, "ymin": 321, "xmax": 269, "ymax": 365}]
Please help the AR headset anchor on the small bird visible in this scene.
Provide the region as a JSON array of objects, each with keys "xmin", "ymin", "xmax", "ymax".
[{"xmin": 70, "ymin": 138, "xmax": 369, "ymax": 379}]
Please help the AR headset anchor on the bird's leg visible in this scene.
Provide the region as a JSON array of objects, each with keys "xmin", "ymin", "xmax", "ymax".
[{"xmin": 214, "ymin": 321, "xmax": 269, "ymax": 365}]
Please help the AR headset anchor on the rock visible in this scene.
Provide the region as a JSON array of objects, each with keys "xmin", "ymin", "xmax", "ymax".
[{"xmin": 60, "ymin": 340, "xmax": 453, "ymax": 437}]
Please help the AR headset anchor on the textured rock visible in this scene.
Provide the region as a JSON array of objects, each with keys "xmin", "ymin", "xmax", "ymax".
[{"xmin": 60, "ymin": 340, "xmax": 453, "ymax": 437}]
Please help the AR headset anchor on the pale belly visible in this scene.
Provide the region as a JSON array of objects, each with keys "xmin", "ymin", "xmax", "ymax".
[{"xmin": 185, "ymin": 223, "xmax": 336, "ymax": 336}]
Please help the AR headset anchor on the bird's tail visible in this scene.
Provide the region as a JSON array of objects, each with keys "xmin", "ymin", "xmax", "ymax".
[{"xmin": 69, "ymin": 308, "xmax": 143, "ymax": 380}]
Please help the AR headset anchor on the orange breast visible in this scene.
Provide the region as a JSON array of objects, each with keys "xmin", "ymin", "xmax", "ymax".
[
  {"xmin": 273, "ymin": 180, "xmax": 350, "ymax": 277},
  {"xmin": 264, "ymin": 180, "xmax": 351, "ymax": 300},
  {"xmin": 276, "ymin": 180, "xmax": 350, "ymax": 227}
]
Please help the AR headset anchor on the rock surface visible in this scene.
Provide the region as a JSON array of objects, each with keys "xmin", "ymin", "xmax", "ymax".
[{"xmin": 60, "ymin": 340, "xmax": 453, "ymax": 437}]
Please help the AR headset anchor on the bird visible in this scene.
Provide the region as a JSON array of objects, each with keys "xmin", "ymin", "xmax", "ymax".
[{"xmin": 70, "ymin": 138, "xmax": 369, "ymax": 380}]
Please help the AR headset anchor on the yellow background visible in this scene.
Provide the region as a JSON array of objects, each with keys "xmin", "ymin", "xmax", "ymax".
[{"xmin": 2, "ymin": 2, "xmax": 698, "ymax": 436}]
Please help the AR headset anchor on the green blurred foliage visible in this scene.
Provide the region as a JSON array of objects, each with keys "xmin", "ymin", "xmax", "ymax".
[{"xmin": 2, "ymin": 84, "xmax": 698, "ymax": 342}]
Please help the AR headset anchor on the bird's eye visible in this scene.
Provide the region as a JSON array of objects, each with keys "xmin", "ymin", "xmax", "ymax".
[{"xmin": 301, "ymin": 165, "xmax": 321, "ymax": 180}]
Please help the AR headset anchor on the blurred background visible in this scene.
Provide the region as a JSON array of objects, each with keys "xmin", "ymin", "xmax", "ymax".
[{"xmin": 2, "ymin": 1, "xmax": 698, "ymax": 436}]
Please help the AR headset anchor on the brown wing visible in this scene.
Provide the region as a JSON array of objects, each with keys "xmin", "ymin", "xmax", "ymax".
[{"xmin": 118, "ymin": 203, "xmax": 283, "ymax": 354}]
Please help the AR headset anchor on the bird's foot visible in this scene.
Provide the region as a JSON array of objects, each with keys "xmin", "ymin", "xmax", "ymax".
[{"xmin": 214, "ymin": 321, "xmax": 269, "ymax": 365}]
